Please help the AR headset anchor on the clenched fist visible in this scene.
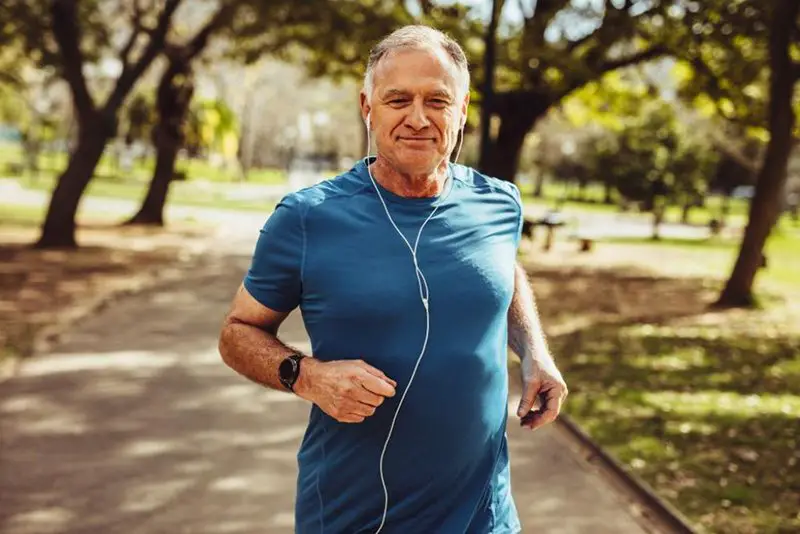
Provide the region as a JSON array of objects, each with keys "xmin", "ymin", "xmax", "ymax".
[{"xmin": 295, "ymin": 358, "xmax": 397, "ymax": 423}]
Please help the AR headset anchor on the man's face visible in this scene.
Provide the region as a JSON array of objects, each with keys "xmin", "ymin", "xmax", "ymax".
[{"xmin": 361, "ymin": 47, "xmax": 468, "ymax": 175}]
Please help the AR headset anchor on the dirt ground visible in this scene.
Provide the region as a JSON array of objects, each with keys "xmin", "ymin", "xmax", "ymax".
[{"xmin": 0, "ymin": 220, "xmax": 214, "ymax": 375}]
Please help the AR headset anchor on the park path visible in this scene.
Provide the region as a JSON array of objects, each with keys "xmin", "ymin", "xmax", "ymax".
[{"xmin": 1, "ymin": 219, "xmax": 655, "ymax": 534}]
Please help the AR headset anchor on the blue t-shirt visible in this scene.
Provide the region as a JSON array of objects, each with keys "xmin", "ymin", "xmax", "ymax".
[{"xmin": 244, "ymin": 158, "xmax": 523, "ymax": 533}]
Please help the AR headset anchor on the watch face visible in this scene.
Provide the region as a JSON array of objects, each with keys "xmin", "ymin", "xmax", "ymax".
[{"xmin": 279, "ymin": 358, "xmax": 296, "ymax": 382}]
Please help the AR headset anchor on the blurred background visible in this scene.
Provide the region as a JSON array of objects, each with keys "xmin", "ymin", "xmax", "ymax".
[{"xmin": 0, "ymin": 1, "xmax": 798, "ymax": 534}]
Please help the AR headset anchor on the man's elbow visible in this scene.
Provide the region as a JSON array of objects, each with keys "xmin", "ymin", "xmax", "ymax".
[{"xmin": 218, "ymin": 317, "xmax": 236, "ymax": 367}]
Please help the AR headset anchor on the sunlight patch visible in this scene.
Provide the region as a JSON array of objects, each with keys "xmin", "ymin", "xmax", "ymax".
[
  {"xmin": 628, "ymin": 347, "xmax": 709, "ymax": 371},
  {"xmin": 210, "ymin": 476, "xmax": 250, "ymax": 491},
  {"xmin": 767, "ymin": 357, "xmax": 800, "ymax": 379},
  {"xmin": 642, "ymin": 391, "xmax": 800, "ymax": 417},
  {"xmin": 122, "ymin": 439, "xmax": 176, "ymax": 457},
  {"xmin": 19, "ymin": 411, "xmax": 88, "ymax": 436},
  {"xmin": 22, "ymin": 351, "xmax": 173, "ymax": 375},
  {"xmin": 120, "ymin": 479, "xmax": 193, "ymax": 513},
  {"xmin": 7, "ymin": 507, "xmax": 75, "ymax": 532}
]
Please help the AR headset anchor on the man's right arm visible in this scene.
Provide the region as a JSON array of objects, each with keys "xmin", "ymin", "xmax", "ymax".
[
  {"xmin": 218, "ymin": 284, "xmax": 397, "ymax": 422},
  {"xmin": 218, "ymin": 283, "xmax": 306, "ymax": 393}
]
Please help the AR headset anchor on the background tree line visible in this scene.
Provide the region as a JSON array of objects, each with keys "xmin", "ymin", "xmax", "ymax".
[{"xmin": 0, "ymin": 0, "xmax": 798, "ymax": 308}]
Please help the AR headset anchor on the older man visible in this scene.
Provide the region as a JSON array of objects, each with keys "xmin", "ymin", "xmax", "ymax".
[{"xmin": 219, "ymin": 25, "xmax": 567, "ymax": 534}]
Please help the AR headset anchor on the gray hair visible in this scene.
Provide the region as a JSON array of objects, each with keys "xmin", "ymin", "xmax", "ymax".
[{"xmin": 363, "ymin": 25, "xmax": 470, "ymax": 101}]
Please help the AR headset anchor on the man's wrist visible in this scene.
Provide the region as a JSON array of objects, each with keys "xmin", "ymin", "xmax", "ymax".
[{"xmin": 293, "ymin": 356, "xmax": 319, "ymax": 401}]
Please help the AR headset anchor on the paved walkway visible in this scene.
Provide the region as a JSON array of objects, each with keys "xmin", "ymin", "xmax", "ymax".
[{"xmin": 1, "ymin": 232, "xmax": 653, "ymax": 534}]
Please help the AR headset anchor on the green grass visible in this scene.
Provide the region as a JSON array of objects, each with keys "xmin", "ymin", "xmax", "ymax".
[
  {"xmin": 520, "ymin": 178, "xmax": 752, "ymax": 228},
  {"xmin": 0, "ymin": 142, "xmax": 288, "ymax": 185},
  {"xmin": 1, "ymin": 142, "xmax": 287, "ymax": 213},
  {"xmin": 0, "ymin": 203, "xmax": 48, "ymax": 228},
  {"xmin": 9, "ymin": 172, "xmax": 279, "ymax": 213},
  {"xmin": 521, "ymin": 226, "xmax": 800, "ymax": 533},
  {"xmin": 550, "ymin": 325, "xmax": 800, "ymax": 534},
  {"xmin": 0, "ymin": 202, "xmax": 127, "ymax": 230},
  {"xmin": 600, "ymin": 227, "xmax": 800, "ymax": 293}
]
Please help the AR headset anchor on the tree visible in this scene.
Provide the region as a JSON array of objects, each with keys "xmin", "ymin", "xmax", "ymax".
[
  {"xmin": 478, "ymin": 0, "xmax": 673, "ymax": 182},
  {"xmin": 478, "ymin": 0, "xmax": 505, "ymax": 170},
  {"xmin": 123, "ymin": 93, "xmax": 155, "ymax": 147},
  {"xmin": 714, "ymin": 0, "xmax": 800, "ymax": 307},
  {"xmin": 126, "ymin": 1, "xmax": 243, "ymax": 226},
  {"xmin": 18, "ymin": 0, "xmax": 184, "ymax": 247}
]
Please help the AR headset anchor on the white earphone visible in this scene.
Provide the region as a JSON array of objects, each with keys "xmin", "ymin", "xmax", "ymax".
[{"xmin": 363, "ymin": 107, "xmax": 464, "ymax": 533}]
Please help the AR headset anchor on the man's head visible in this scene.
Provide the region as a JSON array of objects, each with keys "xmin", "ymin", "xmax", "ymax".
[{"xmin": 360, "ymin": 25, "xmax": 470, "ymax": 175}]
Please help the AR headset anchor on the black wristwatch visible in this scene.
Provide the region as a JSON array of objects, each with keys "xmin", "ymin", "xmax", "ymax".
[{"xmin": 278, "ymin": 353, "xmax": 306, "ymax": 392}]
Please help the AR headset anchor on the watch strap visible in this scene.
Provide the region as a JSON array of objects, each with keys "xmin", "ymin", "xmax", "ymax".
[{"xmin": 279, "ymin": 353, "xmax": 305, "ymax": 391}]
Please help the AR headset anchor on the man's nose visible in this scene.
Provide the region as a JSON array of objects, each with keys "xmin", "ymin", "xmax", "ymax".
[{"xmin": 405, "ymin": 102, "xmax": 430, "ymax": 131}]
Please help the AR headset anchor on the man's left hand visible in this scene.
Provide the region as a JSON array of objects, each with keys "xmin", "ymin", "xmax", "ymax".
[{"xmin": 517, "ymin": 355, "xmax": 568, "ymax": 430}]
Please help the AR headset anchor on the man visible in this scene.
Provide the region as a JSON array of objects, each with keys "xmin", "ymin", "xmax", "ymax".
[{"xmin": 219, "ymin": 25, "xmax": 567, "ymax": 534}]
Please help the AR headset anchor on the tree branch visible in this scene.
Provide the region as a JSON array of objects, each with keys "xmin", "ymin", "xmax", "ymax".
[
  {"xmin": 105, "ymin": 0, "xmax": 182, "ymax": 113},
  {"xmin": 523, "ymin": 0, "xmax": 569, "ymax": 38},
  {"xmin": 185, "ymin": 0, "xmax": 242, "ymax": 60},
  {"xmin": 598, "ymin": 44, "xmax": 668, "ymax": 75},
  {"xmin": 418, "ymin": 0, "xmax": 434, "ymax": 16},
  {"xmin": 119, "ymin": 0, "xmax": 145, "ymax": 70},
  {"xmin": 50, "ymin": 0, "xmax": 95, "ymax": 116},
  {"xmin": 0, "ymin": 71, "xmax": 22, "ymax": 89}
]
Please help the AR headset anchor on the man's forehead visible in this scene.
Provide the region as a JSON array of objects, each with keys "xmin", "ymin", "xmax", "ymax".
[
  {"xmin": 380, "ymin": 86, "xmax": 454, "ymax": 98},
  {"xmin": 372, "ymin": 46, "xmax": 461, "ymax": 92}
]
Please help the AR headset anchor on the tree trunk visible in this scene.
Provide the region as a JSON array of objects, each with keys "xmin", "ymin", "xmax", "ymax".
[
  {"xmin": 126, "ymin": 138, "xmax": 180, "ymax": 226},
  {"xmin": 534, "ymin": 171, "xmax": 546, "ymax": 197},
  {"xmin": 604, "ymin": 181, "xmax": 614, "ymax": 204},
  {"xmin": 127, "ymin": 60, "xmax": 194, "ymax": 226},
  {"xmin": 720, "ymin": 190, "xmax": 731, "ymax": 227},
  {"xmin": 715, "ymin": 0, "xmax": 798, "ymax": 308},
  {"xmin": 479, "ymin": 97, "xmax": 548, "ymax": 182},
  {"xmin": 652, "ymin": 206, "xmax": 664, "ymax": 241},
  {"xmin": 681, "ymin": 202, "xmax": 692, "ymax": 225},
  {"xmin": 478, "ymin": 0, "xmax": 503, "ymax": 169},
  {"xmin": 578, "ymin": 180, "xmax": 588, "ymax": 201},
  {"xmin": 35, "ymin": 128, "xmax": 109, "ymax": 248}
]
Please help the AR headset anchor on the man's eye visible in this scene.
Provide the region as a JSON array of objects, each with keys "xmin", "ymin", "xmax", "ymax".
[
  {"xmin": 389, "ymin": 99, "xmax": 408, "ymax": 105},
  {"xmin": 430, "ymin": 99, "xmax": 449, "ymax": 107}
]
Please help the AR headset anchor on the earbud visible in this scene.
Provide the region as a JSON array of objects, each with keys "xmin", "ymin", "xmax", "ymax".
[{"xmin": 365, "ymin": 112, "xmax": 371, "ymax": 129}]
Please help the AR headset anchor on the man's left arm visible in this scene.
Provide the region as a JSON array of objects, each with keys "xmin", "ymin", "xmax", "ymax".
[{"xmin": 508, "ymin": 261, "xmax": 568, "ymax": 430}]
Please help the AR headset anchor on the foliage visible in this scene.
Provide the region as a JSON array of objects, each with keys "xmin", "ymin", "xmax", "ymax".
[
  {"xmin": 669, "ymin": 0, "xmax": 800, "ymax": 144},
  {"xmin": 552, "ymin": 70, "xmax": 721, "ymax": 212},
  {"xmin": 123, "ymin": 92, "xmax": 156, "ymax": 145},
  {"xmin": 597, "ymin": 102, "xmax": 717, "ymax": 209},
  {"xmin": 184, "ymin": 98, "xmax": 239, "ymax": 161},
  {"xmin": 232, "ymin": 1, "xmax": 480, "ymax": 84}
]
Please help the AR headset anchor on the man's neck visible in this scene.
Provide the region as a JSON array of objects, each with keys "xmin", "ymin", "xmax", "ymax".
[{"xmin": 369, "ymin": 156, "xmax": 448, "ymax": 199}]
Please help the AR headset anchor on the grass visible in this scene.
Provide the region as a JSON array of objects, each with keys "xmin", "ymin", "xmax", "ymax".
[
  {"xmin": 598, "ymin": 225, "xmax": 800, "ymax": 294},
  {"xmin": 0, "ymin": 143, "xmax": 286, "ymax": 213},
  {"xmin": 521, "ymin": 178, "xmax": 752, "ymax": 228},
  {"xmin": 0, "ymin": 203, "xmax": 49, "ymax": 228},
  {"xmin": 0, "ymin": 143, "xmax": 288, "ymax": 185},
  {"xmin": 551, "ymin": 325, "xmax": 800, "ymax": 534},
  {"xmin": 11, "ymin": 173, "xmax": 280, "ymax": 213},
  {"xmin": 520, "ymin": 229, "xmax": 800, "ymax": 534}
]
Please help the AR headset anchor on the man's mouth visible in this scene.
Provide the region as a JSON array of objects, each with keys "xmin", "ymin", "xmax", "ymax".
[{"xmin": 398, "ymin": 137, "xmax": 435, "ymax": 142}]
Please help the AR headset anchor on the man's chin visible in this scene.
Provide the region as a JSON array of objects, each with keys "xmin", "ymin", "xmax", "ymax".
[{"xmin": 393, "ymin": 152, "xmax": 446, "ymax": 175}]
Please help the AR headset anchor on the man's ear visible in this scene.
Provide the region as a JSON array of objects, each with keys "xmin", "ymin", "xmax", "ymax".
[
  {"xmin": 359, "ymin": 91, "xmax": 371, "ymax": 127},
  {"xmin": 460, "ymin": 91, "xmax": 470, "ymax": 128}
]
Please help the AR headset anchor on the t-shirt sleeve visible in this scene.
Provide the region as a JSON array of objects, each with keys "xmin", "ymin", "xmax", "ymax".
[
  {"xmin": 506, "ymin": 182, "xmax": 524, "ymax": 249},
  {"xmin": 243, "ymin": 194, "xmax": 305, "ymax": 312}
]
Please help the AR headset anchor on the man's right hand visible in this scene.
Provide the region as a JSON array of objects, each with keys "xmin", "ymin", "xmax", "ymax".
[{"xmin": 294, "ymin": 359, "xmax": 397, "ymax": 423}]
